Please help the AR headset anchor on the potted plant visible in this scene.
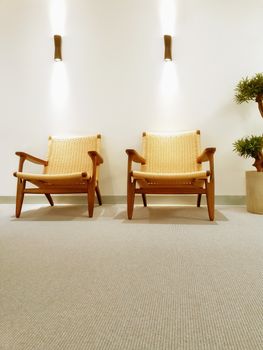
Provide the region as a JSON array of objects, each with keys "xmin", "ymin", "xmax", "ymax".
[
  {"xmin": 233, "ymin": 135, "xmax": 263, "ymax": 172},
  {"xmin": 233, "ymin": 73, "xmax": 263, "ymax": 213}
]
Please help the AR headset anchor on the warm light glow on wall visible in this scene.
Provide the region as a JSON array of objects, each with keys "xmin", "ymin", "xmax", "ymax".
[
  {"xmin": 159, "ymin": 0, "xmax": 177, "ymax": 110},
  {"xmin": 51, "ymin": 63, "xmax": 69, "ymax": 112},
  {"xmin": 160, "ymin": 0, "xmax": 175, "ymax": 61},
  {"xmin": 159, "ymin": 61, "xmax": 179, "ymax": 129},
  {"xmin": 160, "ymin": 61, "xmax": 178, "ymax": 98},
  {"xmin": 49, "ymin": 0, "xmax": 69, "ymax": 130},
  {"xmin": 160, "ymin": 0, "xmax": 176, "ymax": 35},
  {"xmin": 50, "ymin": 0, "xmax": 66, "ymax": 35}
]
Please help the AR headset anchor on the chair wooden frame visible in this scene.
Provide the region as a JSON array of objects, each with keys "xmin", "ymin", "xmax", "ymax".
[
  {"xmin": 126, "ymin": 131, "xmax": 216, "ymax": 221},
  {"xmin": 13, "ymin": 136, "xmax": 103, "ymax": 218}
]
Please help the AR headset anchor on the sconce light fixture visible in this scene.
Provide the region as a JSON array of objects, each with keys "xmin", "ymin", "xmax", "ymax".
[
  {"xmin": 164, "ymin": 35, "xmax": 172, "ymax": 61},
  {"xmin": 54, "ymin": 35, "xmax": 62, "ymax": 61}
]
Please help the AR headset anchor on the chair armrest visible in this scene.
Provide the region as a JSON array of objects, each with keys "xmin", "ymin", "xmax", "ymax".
[
  {"xmin": 126, "ymin": 149, "xmax": 145, "ymax": 184},
  {"xmin": 197, "ymin": 148, "xmax": 216, "ymax": 183},
  {"xmin": 15, "ymin": 152, "xmax": 48, "ymax": 173},
  {"xmin": 15, "ymin": 152, "xmax": 48, "ymax": 165},
  {"xmin": 126, "ymin": 149, "xmax": 146, "ymax": 164},
  {"xmin": 88, "ymin": 151, "xmax": 103, "ymax": 165},
  {"xmin": 197, "ymin": 148, "xmax": 216, "ymax": 163},
  {"xmin": 87, "ymin": 151, "xmax": 103, "ymax": 182}
]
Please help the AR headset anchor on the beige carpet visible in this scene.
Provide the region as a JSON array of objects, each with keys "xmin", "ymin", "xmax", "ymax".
[{"xmin": 0, "ymin": 204, "xmax": 262, "ymax": 349}]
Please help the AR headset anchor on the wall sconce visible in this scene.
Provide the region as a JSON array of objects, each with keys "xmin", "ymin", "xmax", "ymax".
[
  {"xmin": 164, "ymin": 35, "xmax": 172, "ymax": 61},
  {"xmin": 54, "ymin": 35, "xmax": 62, "ymax": 61}
]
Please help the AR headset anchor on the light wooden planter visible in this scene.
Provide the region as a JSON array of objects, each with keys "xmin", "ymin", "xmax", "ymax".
[{"xmin": 246, "ymin": 171, "xmax": 263, "ymax": 214}]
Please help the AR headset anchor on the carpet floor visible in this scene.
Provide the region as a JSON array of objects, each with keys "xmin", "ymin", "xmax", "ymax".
[{"xmin": 0, "ymin": 204, "xmax": 262, "ymax": 350}]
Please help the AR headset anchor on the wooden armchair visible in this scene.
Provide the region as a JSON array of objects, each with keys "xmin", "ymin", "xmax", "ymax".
[
  {"xmin": 13, "ymin": 135, "xmax": 103, "ymax": 218},
  {"xmin": 126, "ymin": 130, "xmax": 216, "ymax": 221}
]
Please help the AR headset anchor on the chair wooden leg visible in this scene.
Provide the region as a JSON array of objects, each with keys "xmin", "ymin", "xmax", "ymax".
[
  {"xmin": 45, "ymin": 194, "xmax": 54, "ymax": 206},
  {"xmin": 205, "ymin": 182, "xmax": 215, "ymax": 221},
  {"xmin": 142, "ymin": 193, "xmax": 147, "ymax": 207},
  {"xmin": 197, "ymin": 194, "xmax": 202, "ymax": 207},
  {"xmin": 95, "ymin": 184, "xmax": 102, "ymax": 206},
  {"xmin": 16, "ymin": 179, "xmax": 25, "ymax": 218},
  {"xmin": 87, "ymin": 181, "xmax": 96, "ymax": 218},
  {"xmin": 127, "ymin": 181, "xmax": 135, "ymax": 220}
]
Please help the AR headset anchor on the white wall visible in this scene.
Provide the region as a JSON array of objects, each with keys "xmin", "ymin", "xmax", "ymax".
[{"xmin": 1, "ymin": 0, "xmax": 263, "ymax": 197}]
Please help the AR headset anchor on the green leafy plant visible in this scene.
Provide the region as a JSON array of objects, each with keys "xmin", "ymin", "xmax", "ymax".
[
  {"xmin": 234, "ymin": 73, "xmax": 263, "ymax": 172},
  {"xmin": 233, "ymin": 135, "xmax": 263, "ymax": 171},
  {"xmin": 235, "ymin": 73, "xmax": 263, "ymax": 118}
]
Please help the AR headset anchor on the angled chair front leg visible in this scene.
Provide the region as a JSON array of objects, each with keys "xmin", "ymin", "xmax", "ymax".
[
  {"xmin": 126, "ymin": 149, "xmax": 146, "ymax": 219},
  {"xmin": 15, "ymin": 178, "xmax": 25, "ymax": 218},
  {"xmin": 197, "ymin": 194, "xmax": 202, "ymax": 207},
  {"xmin": 142, "ymin": 193, "xmax": 147, "ymax": 207},
  {"xmin": 45, "ymin": 194, "xmax": 54, "ymax": 206},
  {"xmin": 87, "ymin": 179, "xmax": 96, "ymax": 217},
  {"xmin": 127, "ymin": 179, "xmax": 136, "ymax": 219},
  {"xmin": 87, "ymin": 151, "xmax": 103, "ymax": 217},
  {"xmin": 95, "ymin": 183, "xmax": 102, "ymax": 205},
  {"xmin": 205, "ymin": 180, "xmax": 215, "ymax": 221},
  {"xmin": 197, "ymin": 148, "xmax": 216, "ymax": 221}
]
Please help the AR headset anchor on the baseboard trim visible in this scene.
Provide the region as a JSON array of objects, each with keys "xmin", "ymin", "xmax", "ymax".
[{"xmin": 0, "ymin": 195, "xmax": 245, "ymax": 205}]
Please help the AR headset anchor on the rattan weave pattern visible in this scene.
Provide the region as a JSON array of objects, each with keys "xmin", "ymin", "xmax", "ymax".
[
  {"xmin": 132, "ymin": 170, "xmax": 208, "ymax": 181},
  {"xmin": 141, "ymin": 131, "xmax": 201, "ymax": 173},
  {"xmin": 45, "ymin": 136, "xmax": 99, "ymax": 176},
  {"xmin": 15, "ymin": 172, "xmax": 89, "ymax": 182}
]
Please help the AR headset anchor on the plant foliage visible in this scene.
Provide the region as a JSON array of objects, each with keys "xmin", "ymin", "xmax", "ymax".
[
  {"xmin": 233, "ymin": 135, "xmax": 263, "ymax": 159},
  {"xmin": 235, "ymin": 73, "xmax": 263, "ymax": 104}
]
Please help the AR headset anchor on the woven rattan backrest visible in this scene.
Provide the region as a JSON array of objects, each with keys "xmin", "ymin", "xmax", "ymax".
[
  {"xmin": 44, "ymin": 135, "xmax": 100, "ymax": 176},
  {"xmin": 141, "ymin": 131, "xmax": 201, "ymax": 173}
]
